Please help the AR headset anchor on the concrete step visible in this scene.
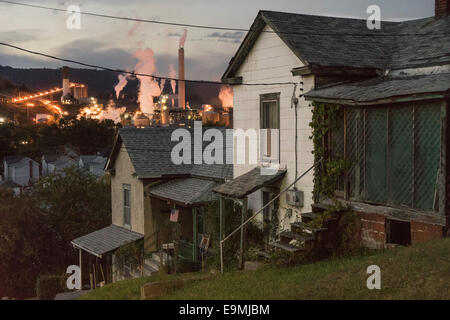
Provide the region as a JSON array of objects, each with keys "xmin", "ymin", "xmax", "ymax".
[
  {"xmin": 291, "ymin": 222, "xmax": 328, "ymax": 234},
  {"xmin": 144, "ymin": 264, "xmax": 159, "ymax": 276},
  {"xmin": 269, "ymin": 241, "xmax": 304, "ymax": 253},
  {"xmin": 279, "ymin": 231, "xmax": 315, "ymax": 244},
  {"xmin": 152, "ymin": 251, "xmax": 172, "ymax": 264},
  {"xmin": 300, "ymin": 212, "xmax": 318, "ymax": 222},
  {"xmin": 145, "ymin": 258, "xmax": 160, "ymax": 271}
]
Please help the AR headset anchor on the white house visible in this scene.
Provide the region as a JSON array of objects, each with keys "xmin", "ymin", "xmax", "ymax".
[
  {"xmin": 79, "ymin": 155, "xmax": 107, "ymax": 177},
  {"xmin": 220, "ymin": 11, "xmax": 319, "ymax": 232},
  {"xmin": 42, "ymin": 154, "xmax": 78, "ymax": 176},
  {"xmin": 1, "ymin": 156, "xmax": 40, "ymax": 194},
  {"xmin": 220, "ymin": 6, "xmax": 450, "ymax": 251}
]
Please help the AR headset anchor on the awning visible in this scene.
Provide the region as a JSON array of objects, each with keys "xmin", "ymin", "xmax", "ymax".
[
  {"xmin": 71, "ymin": 225, "xmax": 143, "ymax": 258},
  {"xmin": 147, "ymin": 177, "xmax": 220, "ymax": 206},
  {"xmin": 213, "ymin": 167, "xmax": 286, "ymax": 199},
  {"xmin": 304, "ymin": 73, "xmax": 450, "ymax": 105}
]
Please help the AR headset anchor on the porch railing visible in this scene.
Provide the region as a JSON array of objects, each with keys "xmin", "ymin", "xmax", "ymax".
[{"xmin": 219, "ymin": 159, "xmax": 322, "ymax": 274}]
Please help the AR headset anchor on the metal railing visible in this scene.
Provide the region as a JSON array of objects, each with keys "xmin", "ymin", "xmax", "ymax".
[{"xmin": 219, "ymin": 159, "xmax": 322, "ymax": 274}]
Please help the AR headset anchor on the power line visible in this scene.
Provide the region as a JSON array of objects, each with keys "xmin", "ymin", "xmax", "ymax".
[
  {"xmin": 0, "ymin": 0, "xmax": 447, "ymax": 37},
  {"xmin": 0, "ymin": 42, "xmax": 296, "ymax": 86}
]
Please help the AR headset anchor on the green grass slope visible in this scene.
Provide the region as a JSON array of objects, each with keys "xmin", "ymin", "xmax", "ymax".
[{"xmin": 81, "ymin": 238, "xmax": 450, "ymax": 300}]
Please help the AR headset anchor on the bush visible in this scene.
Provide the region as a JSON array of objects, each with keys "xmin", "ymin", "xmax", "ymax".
[
  {"xmin": 36, "ymin": 275, "xmax": 64, "ymax": 300},
  {"xmin": 177, "ymin": 260, "xmax": 201, "ymax": 273}
]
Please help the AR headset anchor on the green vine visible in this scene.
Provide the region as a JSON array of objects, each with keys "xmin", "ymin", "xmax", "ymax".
[
  {"xmin": 115, "ymin": 240, "xmax": 144, "ymax": 267},
  {"xmin": 309, "ymin": 102, "xmax": 350, "ymax": 201}
]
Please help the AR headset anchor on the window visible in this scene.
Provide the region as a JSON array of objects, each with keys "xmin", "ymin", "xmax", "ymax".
[
  {"xmin": 386, "ymin": 219, "xmax": 411, "ymax": 246},
  {"xmin": 260, "ymin": 93, "xmax": 280, "ymax": 159},
  {"xmin": 328, "ymin": 103, "xmax": 441, "ymax": 213},
  {"xmin": 263, "ymin": 191, "xmax": 272, "ymax": 222},
  {"xmin": 123, "ymin": 184, "xmax": 131, "ymax": 228}
]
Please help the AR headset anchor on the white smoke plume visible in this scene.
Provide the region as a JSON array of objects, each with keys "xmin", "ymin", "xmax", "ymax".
[
  {"xmin": 219, "ymin": 86, "xmax": 234, "ymax": 108},
  {"xmin": 160, "ymin": 79, "xmax": 166, "ymax": 93},
  {"xmin": 134, "ymin": 48, "xmax": 161, "ymax": 115},
  {"xmin": 114, "ymin": 73, "xmax": 129, "ymax": 100},
  {"xmin": 99, "ymin": 100, "xmax": 126, "ymax": 124},
  {"xmin": 169, "ymin": 64, "xmax": 177, "ymax": 94},
  {"xmin": 179, "ymin": 28, "xmax": 188, "ymax": 48},
  {"xmin": 128, "ymin": 19, "xmax": 141, "ymax": 37}
]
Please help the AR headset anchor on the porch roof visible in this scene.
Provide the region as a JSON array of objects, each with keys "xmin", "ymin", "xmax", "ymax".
[
  {"xmin": 71, "ymin": 225, "xmax": 143, "ymax": 258},
  {"xmin": 213, "ymin": 167, "xmax": 287, "ymax": 199},
  {"xmin": 304, "ymin": 73, "xmax": 450, "ymax": 105},
  {"xmin": 147, "ymin": 177, "xmax": 220, "ymax": 206}
]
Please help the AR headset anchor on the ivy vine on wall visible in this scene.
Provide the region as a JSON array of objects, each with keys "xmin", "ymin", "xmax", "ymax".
[{"xmin": 309, "ymin": 101, "xmax": 350, "ymax": 201}]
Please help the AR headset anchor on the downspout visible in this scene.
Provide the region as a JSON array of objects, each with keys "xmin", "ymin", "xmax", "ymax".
[{"xmin": 291, "ymin": 81, "xmax": 303, "ymax": 187}]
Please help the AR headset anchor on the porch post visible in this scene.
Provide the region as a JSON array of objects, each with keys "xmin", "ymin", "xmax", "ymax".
[
  {"xmin": 193, "ymin": 207, "xmax": 198, "ymax": 262},
  {"xmin": 78, "ymin": 249, "xmax": 82, "ymax": 289},
  {"xmin": 239, "ymin": 198, "xmax": 248, "ymax": 270},
  {"xmin": 219, "ymin": 196, "xmax": 224, "ymax": 241}
]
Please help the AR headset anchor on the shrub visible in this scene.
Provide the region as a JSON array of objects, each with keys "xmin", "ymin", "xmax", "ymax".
[
  {"xmin": 36, "ymin": 274, "xmax": 64, "ymax": 300},
  {"xmin": 177, "ymin": 260, "xmax": 201, "ymax": 273}
]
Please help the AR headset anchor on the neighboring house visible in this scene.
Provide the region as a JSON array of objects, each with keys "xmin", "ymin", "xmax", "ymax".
[
  {"xmin": 71, "ymin": 127, "xmax": 232, "ymax": 284},
  {"xmin": 79, "ymin": 155, "xmax": 107, "ymax": 177},
  {"xmin": 220, "ymin": 2, "xmax": 450, "ymax": 251},
  {"xmin": 42, "ymin": 154, "xmax": 78, "ymax": 176},
  {"xmin": 0, "ymin": 156, "xmax": 40, "ymax": 194}
]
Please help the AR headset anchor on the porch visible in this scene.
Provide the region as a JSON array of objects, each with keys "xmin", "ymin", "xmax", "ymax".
[
  {"xmin": 144, "ymin": 177, "xmax": 221, "ymax": 264},
  {"xmin": 71, "ymin": 224, "xmax": 144, "ymax": 288}
]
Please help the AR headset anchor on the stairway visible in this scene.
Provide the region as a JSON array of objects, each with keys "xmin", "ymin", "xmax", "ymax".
[
  {"xmin": 269, "ymin": 212, "xmax": 329, "ymax": 253},
  {"xmin": 144, "ymin": 251, "xmax": 171, "ymax": 276}
]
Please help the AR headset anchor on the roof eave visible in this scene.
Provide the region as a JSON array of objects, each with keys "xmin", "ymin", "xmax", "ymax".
[{"xmin": 305, "ymin": 92, "xmax": 447, "ymax": 106}]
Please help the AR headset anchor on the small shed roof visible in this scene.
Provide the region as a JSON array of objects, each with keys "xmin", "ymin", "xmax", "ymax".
[
  {"xmin": 213, "ymin": 168, "xmax": 286, "ymax": 199},
  {"xmin": 71, "ymin": 225, "xmax": 143, "ymax": 258},
  {"xmin": 147, "ymin": 177, "xmax": 220, "ymax": 206},
  {"xmin": 304, "ymin": 73, "xmax": 450, "ymax": 105},
  {"xmin": 0, "ymin": 180, "xmax": 21, "ymax": 189}
]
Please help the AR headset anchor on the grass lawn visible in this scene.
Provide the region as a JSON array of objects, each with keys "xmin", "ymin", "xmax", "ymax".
[{"xmin": 80, "ymin": 238, "xmax": 450, "ymax": 300}]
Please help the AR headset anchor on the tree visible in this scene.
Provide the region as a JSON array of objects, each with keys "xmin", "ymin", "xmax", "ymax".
[
  {"xmin": 34, "ymin": 166, "xmax": 111, "ymax": 263},
  {"xmin": 0, "ymin": 167, "xmax": 111, "ymax": 298},
  {"xmin": 0, "ymin": 190, "xmax": 60, "ymax": 298}
]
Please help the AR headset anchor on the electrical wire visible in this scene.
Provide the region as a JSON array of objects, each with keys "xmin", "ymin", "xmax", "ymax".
[
  {"xmin": 0, "ymin": 42, "xmax": 296, "ymax": 86},
  {"xmin": 0, "ymin": 0, "xmax": 447, "ymax": 37}
]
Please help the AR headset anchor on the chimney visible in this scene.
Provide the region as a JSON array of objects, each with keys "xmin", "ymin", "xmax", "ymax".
[
  {"xmin": 436, "ymin": 0, "xmax": 450, "ymax": 19},
  {"xmin": 178, "ymin": 48, "xmax": 186, "ymax": 110},
  {"xmin": 62, "ymin": 66, "xmax": 70, "ymax": 100}
]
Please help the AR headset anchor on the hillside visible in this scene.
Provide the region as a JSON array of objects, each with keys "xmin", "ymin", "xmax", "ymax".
[
  {"xmin": 0, "ymin": 65, "xmax": 223, "ymax": 107},
  {"xmin": 80, "ymin": 238, "xmax": 450, "ymax": 300}
]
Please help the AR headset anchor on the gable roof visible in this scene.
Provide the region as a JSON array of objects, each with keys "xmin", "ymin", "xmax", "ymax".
[
  {"xmin": 106, "ymin": 127, "xmax": 233, "ymax": 181},
  {"xmin": 222, "ymin": 11, "xmax": 450, "ymax": 80},
  {"xmin": 4, "ymin": 156, "xmax": 37, "ymax": 167}
]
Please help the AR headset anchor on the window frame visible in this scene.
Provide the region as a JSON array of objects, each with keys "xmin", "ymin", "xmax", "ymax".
[
  {"xmin": 123, "ymin": 184, "xmax": 131, "ymax": 229},
  {"xmin": 260, "ymin": 93, "xmax": 280, "ymax": 161}
]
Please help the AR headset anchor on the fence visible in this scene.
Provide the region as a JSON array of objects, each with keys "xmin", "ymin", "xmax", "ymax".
[{"xmin": 330, "ymin": 102, "xmax": 442, "ymax": 213}]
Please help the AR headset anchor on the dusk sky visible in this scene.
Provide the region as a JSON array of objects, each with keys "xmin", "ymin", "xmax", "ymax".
[{"xmin": 0, "ymin": 0, "xmax": 435, "ymax": 81}]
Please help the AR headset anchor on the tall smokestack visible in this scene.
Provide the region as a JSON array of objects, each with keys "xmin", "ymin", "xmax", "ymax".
[
  {"xmin": 178, "ymin": 48, "xmax": 186, "ymax": 110},
  {"xmin": 62, "ymin": 66, "xmax": 70, "ymax": 101}
]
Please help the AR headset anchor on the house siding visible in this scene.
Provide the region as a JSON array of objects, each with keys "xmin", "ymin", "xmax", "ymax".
[
  {"xmin": 111, "ymin": 146, "xmax": 145, "ymax": 235},
  {"xmin": 232, "ymin": 24, "xmax": 315, "ymax": 228}
]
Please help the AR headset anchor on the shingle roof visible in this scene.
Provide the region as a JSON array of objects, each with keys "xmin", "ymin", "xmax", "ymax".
[
  {"xmin": 0, "ymin": 180, "xmax": 21, "ymax": 189},
  {"xmin": 147, "ymin": 177, "xmax": 220, "ymax": 205},
  {"xmin": 213, "ymin": 167, "xmax": 287, "ymax": 199},
  {"xmin": 304, "ymin": 73, "xmax": 450, "ymax": 104},
  {"xmin": 260, "ymin": 11, "xmax": 398, "ymax": 70},
  {"xmin": 111, "ymin": 127, "xmax": 233, "ymax": 181},
  {"xmin": 71, "ymin": 225, "xmax": 143, "ymax": 257},
  {"xmin": 223, "ymin": 11, "xmax": 450, "ymax": 79},
  {"xmin": 4, "ymin": 156, "xmax": 37, "ymax": 167}
]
